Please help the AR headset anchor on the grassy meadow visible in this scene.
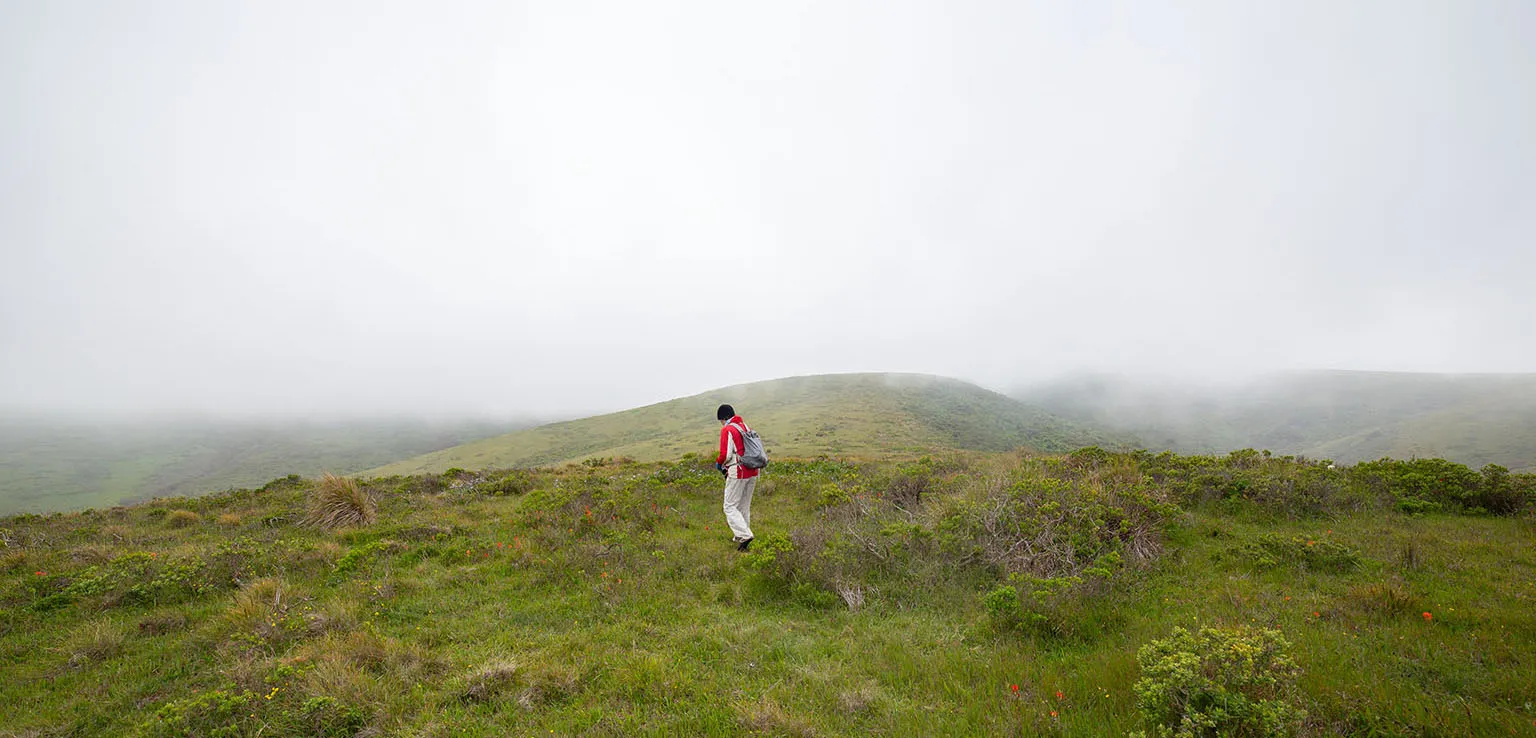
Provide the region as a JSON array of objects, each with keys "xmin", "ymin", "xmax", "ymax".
[{"xmin": 3, "ymin": 449, "xmax": 1533, "ymax": 736}]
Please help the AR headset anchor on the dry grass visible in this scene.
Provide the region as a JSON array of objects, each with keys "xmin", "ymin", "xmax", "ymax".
[
  {"xmin": 835, "ymin": 583, "xmax": 865, "ymax": 611},
  {"xmin": 64, "ymin": 618, "xmax": 126, "ymax": 668},
  {"xmin": 516, "ymin": 662, "xmax": 581, "ymax": 709},
  {"xmin": 0, "ymin": 551, "xmax": 25, "ymax": 573},
  {"xmin": 738, "ymin": 696, "xmax": 820, "ymax": 738},
  {"xmin": 165, "ymin": 510, "xmax": 202, "ymax": 528},
  {"xmin": 837, "ymin": 683, "xmax": 880, "ymax": 715},
  {"xmin": 223, "ymin": 577, "xmax": 305, "ymax": 648},
  {"xmin": 300, "ymin": 653, "xmax": 381, "ymax": 709},
  {"xmin": 305, "ymin": 474, "xmax": 376, "ymax": 529},
  {"xmin": 137, "ymin": 611, "xmax": 189, "ymax": 636},
  {"xmin": 69, "ymin": 543, "xmax": 115, "ymax": 564},
  {"xmin": 100, "ymin": 524, "xmax": 133, "ymax": 544},
  {"xmin": 1348, "ymin": 579, "xmax": 1419, "ymax": 616},
  {"xmin": 216, "ymin": 513, "xmax": 243, "ymax": 527},
  {"xmin": 460, "ymin": 659, "xmax": 521, "ymax": 703}
]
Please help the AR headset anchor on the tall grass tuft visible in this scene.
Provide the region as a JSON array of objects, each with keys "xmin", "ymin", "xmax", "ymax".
[
  {"xmin": 166, "ymin": 510, "xmax": 202, "ymax": 528},
  {"xmin": 305, "ymin": 474, "xmax": 376, "ymax": 529},
  {"xmin": 65, "ymin": 618, "xmax": 126, "ymax": 668}
]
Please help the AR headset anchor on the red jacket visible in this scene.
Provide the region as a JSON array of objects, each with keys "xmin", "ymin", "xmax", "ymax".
[{"xmin": 716, "ymin": 416, "xmax": 760, "ymax": 479}]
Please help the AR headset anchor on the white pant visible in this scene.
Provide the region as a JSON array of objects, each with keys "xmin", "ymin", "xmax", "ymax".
[{"xmin": 723, "ymin": 476, "xmax": 756, "ymax": 540}]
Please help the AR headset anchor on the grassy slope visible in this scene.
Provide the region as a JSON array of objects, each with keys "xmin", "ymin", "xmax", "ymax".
[
  {"xmin": 1, "ymin": 454, "xmax": 1532, "ymax": 736},
  {"xmin": 1021, "ymin": 370, "xmax": 1536, "ymax": 471},
  {"xmin": 0, "ymin": 418, "xmax": 526, "ymax": 515},
  {"xmin": 368, "ymin": 373, "xmax": 1126, "ymax": 476}
]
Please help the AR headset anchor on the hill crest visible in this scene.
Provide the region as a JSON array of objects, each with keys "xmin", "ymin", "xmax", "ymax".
[{"xmin": 367, "ymin": 373, "xmax": 1126, "ymax": 475}]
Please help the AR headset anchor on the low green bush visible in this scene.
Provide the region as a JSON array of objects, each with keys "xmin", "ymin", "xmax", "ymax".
[
  {"xmin": 140, "ymin": 689, "xmax": 254, "ymax": 737},
  {"xmin": 1234, "ymin": 533, "xmax": 1361, "ymax": 573},
  {"xmin": 1131, "ymin": 625, "xmax": 1305, "ymax": 738}
]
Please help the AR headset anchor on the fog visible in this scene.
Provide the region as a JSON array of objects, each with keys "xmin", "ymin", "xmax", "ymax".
[{"xmin": 3, "ymin": 1, "xmax": 1533, "ymax": 419}]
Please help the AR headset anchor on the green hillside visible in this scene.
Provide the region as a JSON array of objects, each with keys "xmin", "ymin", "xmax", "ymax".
[
  {"xmin": 1020, "ymin": 371, "xmax": 1536, "ymax": 471},
  {"xmin": 367, "ymin": 374, "xmax": 1128, "ymax": 476},
  {"xmin": 2, "ymin": 450, "xmax": 1532, "ymax": 735},
  {"xmin": 0, "ymin": 417, "xmax": 527, "ymax": 515}
]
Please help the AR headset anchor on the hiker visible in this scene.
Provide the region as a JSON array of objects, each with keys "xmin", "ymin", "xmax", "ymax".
[{"xmin": 715, "ymin": 404, "xmax": 762, "ymax": 551}]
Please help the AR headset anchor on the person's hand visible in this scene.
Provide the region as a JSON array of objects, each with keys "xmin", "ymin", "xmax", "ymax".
[{"xmin": 715, "ymin": 462, "xmax": 727, "ymax": 476}]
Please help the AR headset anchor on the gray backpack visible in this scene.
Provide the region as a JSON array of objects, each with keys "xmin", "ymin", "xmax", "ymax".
[{"xmin": 732, "ymin": 422, "xmax": 769, "ymax": 469}]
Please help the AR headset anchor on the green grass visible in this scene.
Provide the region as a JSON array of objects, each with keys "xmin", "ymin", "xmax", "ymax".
[
  {"xmin": 2, "ymin": 450, "xmax": 1532, "ymax": 736},
  {"xmin": 0, "ymin": 417, "xmax": 526, "ymax": 515},
  {"xmin": 367, "ymin": 373, "xmax": 1130, "ymax": 476}
]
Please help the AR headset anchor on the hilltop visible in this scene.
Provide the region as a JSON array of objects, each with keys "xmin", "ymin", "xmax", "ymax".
[
  {"xmin": 1020, "ymin": 370, "xmax": 1536, "ymax": 471},
  {"xmin": 367, "ymin": 373, "xmax": 1128, "ymax": 476}
]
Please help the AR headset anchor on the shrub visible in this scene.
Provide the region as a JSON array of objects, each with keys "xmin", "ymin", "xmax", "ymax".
[
  {"xmin": 817, "ymin": 483, "xmax": 853, "ymax": 509},
  {"xmin": 141, "ymin": 689, "xmax": 254, "ymax": 737},
  {"xmin": 1132, "ymin": 625, "xmax": 1305, "ymax": 738},
  {"xmin": 1475, "ymin": 464, "xmax": 1531, "ymax": 515},
  {"xmin": 1139, "ymin": 451, "xmax": 1361, "ymax": 515},
  {"xmin": 305, "ymin": 474, "xmax": 376, "ymax": 529},
  {"xmin": 166, "ymin": 510, "xmax": 202, "ymax": 528},
  {"xmin": 481, "ymin": 471, "xmax": 533, "ymax": 496},
  {"xmin": 1350, "ymin": 458, "xmax": 1482, "ymax": 514},
  {"xmin": 216, "ymin": 513, "xmax": 243, "ymax": 527},
  {"xmin": 1235, "ymin": 534, "xmax": 1360, "ymax": 573},
  {"xmin": 886, "ymin": 464, "xmax": 933, "ymax": 509},
  {"xmin": 937, "ymin": 474, "xmax": 1170, "ymax": 577}
]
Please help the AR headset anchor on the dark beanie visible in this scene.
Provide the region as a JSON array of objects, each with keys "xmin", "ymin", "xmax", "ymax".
[{"xmin": 716, "ymin": 404, "xmax": 735, "ymax": 421}]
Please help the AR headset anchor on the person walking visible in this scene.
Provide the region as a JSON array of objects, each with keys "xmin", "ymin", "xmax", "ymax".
[{"xmin": 714, "ymin": 404, "xmax": 759, "ymax": 551}]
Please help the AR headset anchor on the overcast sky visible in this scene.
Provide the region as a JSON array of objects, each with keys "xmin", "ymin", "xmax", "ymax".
[{"xmin": 2, "ymin": 1, "xmax": 1533, "ymax": 418}]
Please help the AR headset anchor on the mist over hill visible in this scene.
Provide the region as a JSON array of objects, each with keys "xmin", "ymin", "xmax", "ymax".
[
  {"xmin": 1019, "ymin": 371, "xmax": 1536, "ymax": 471},
  {"xmin": 0, "ymin": 416, "xmax": 531, "ymax": 515},
  {"xmin": 368, "ymin": 373, "xmax": 1129, "ymax": 476}
]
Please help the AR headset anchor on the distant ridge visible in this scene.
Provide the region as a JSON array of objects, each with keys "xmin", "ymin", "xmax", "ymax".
[
  {"xmin": 1020, "ymin": 370, "xmax": 1536, "ymax": 471},
  {"xmin": 366, "ymin": 373, "xmax": 1129, "ymax": 475}
]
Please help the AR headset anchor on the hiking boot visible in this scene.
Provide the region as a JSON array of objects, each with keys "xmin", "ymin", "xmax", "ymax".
[{"xmin": 736, "ymin": 537, "xmax": 753, "ymax": 552}]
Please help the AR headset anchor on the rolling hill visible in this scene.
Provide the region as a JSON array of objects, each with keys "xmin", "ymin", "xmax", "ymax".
[
  {"xmin": 1018, "ymin": 370, "xmax": 1536, "ymax": 471},
  {"xmin": 367, "ymin": 373, "xmax": 1128, "ymax": 476},
  {"xmin": 0, "ymin": 417, "xmax": 529, "ymax": 515}
]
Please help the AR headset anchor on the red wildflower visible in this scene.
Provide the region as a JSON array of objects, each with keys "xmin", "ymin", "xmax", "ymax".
[
  {"xmin": 1055, "ymin": 691, "xmax": 1063, "ymax": 700},
  {"xmin": 1422, "ymin": 611, "xmax": 1432, "ymax": 621},
  {"xmin": 1313, "ymin": 612, "xmax": 1321, "ymax": 618},
  {"xmin": 1050, "ymin": 711, "xmax": 1058, "ymax": 718},
  {"xmin": 1009, "ymin": 684, "xmax": 1019, "ymax": 693},
  {"xmin": 35, "ymin": 571, "xmax": 45, "ymax": 576}
]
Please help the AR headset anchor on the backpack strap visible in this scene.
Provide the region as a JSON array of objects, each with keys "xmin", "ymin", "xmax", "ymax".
[{"xmin": 727, "ymin": 421, "xmax": 749, "ymax": 454}]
